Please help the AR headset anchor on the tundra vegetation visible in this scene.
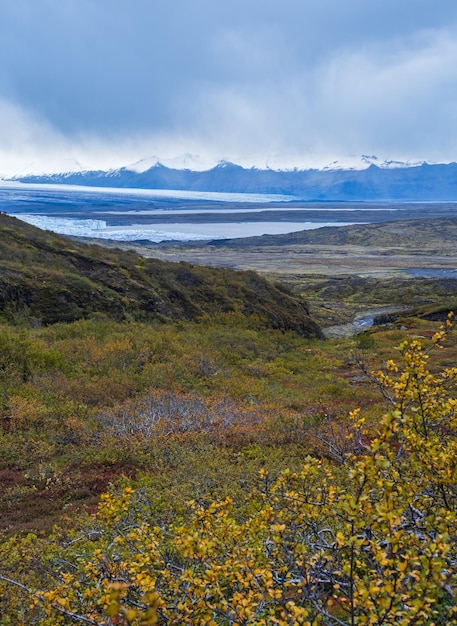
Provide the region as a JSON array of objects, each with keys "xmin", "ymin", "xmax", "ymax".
[{"xmin": 0, "ymin": 215, "xmax": 456, "ymax": 624}]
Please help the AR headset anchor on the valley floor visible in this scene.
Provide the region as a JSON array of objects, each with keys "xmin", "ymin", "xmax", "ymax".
[{"xmin": 99, "ymin": 219, "xmax": 457, "ymax": 329}]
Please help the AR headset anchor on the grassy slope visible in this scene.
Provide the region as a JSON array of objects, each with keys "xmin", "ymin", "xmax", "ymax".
[
  {"xmin": 1, "ymin": 214, "xmax": 456, "ymax": 537},
  {"xmin": 0, "ymin": 214, "xmax": 322, "ymax": 337}
]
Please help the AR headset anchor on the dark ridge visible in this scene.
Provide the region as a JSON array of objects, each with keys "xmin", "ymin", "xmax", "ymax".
[
  {"xmin": 206, "ymin": 217, "xmax": 457, "ymax": 248},
  {"xmin": 0, "ymin": 214, "xmax": 323, "ymax": 338}
]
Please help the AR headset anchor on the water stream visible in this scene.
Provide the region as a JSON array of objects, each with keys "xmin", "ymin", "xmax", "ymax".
[{"xmin": 323, "ymin": 307, "xmax": 407, "ymax": 339}]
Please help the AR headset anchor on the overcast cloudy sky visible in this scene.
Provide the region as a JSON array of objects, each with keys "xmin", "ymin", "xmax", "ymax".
[{"xmin": 1, "ymin": 0, "xmax": 457, "ymax": 176}]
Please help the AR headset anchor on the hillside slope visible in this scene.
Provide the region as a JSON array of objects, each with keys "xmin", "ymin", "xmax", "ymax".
[{"xmin": 0, "ymin": 214, "xmax": 322, "ymax": 337}]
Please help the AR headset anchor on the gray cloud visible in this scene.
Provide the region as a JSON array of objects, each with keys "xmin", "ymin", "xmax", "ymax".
[{"xmin": 1, "ymin": 0, "xmax": 457, "ymax": 174}]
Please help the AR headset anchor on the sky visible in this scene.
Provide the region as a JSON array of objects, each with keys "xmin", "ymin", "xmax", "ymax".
[{"xmin": 1, "ymin": 0, "xmax": 457, "ymax": 176}]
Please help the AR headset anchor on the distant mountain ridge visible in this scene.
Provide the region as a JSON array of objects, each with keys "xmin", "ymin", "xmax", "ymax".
[{"xmin": 13, "ymin": 160, "xmax": 457, "ymax": 201}]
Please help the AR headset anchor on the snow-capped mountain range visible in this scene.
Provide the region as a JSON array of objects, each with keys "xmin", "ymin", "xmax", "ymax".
[{"xmin": 6, "ymin": 154, "xmax": 457, "ymax": 202}]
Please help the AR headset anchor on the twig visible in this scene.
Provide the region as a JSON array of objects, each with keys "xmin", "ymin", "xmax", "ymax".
[{"xmin": 0, "ymin": 574, "xmax": 103, "ymax": 625}]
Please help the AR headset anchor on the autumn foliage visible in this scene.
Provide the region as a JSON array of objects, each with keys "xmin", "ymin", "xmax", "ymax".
[{"xmin": 0, "ymin": 318, "xmax": 456, "ymax": 624}]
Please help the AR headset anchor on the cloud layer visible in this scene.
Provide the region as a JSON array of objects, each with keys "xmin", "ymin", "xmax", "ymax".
[{"xmin": 1, "ymin": 0, "xmax": 457, "ymax": 175}]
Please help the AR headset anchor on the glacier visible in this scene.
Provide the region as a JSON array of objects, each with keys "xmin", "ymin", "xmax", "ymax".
[{"xmin": 11, "ymin": 214, "xmax": 359, "ymax": 243}]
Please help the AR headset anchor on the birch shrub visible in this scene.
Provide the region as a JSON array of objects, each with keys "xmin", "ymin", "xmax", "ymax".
[{"xmin": 1, "ymin": 320, "xmax": 456, "ymax": 625}]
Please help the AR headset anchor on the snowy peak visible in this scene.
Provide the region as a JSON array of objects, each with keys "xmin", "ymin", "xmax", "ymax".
[
  {"xmin": 9, "ymin": 156, "xmax": 457, "ymax": 202},
  {"xmin": 320, "ymin": 154, "xmax": 430, "ymax": 171},
  {"xmin": 8, "ymin": 153, "xmax": 442, "ymax": 178},
  {"xmin": 125, "ymin": 153, "xmax": 216, "ymax": 173},
  {"xmin": 125, "ymin": 156, "xmax": 161, "ymax": 173},
  {"xmin": 9, "ymin": 156, "xmax": 88, "ymax": 179},
  {"xmin": 213, "ymin": 160, "xmax": 245, "ymax": 170}
]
